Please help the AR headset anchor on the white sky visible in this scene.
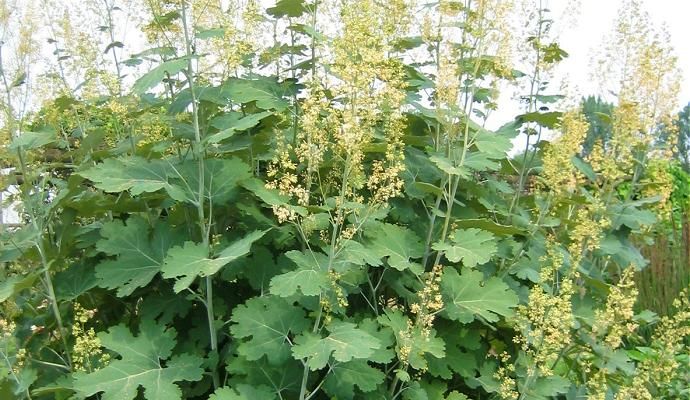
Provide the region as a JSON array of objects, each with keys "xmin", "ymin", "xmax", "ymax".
[
  {"xmin": 491, "ymin": 0, "xmax": 690, "ymax": 147},
  {"xmin": 554, "ymin": 0, "xmax": 690, "ymax": 106}
]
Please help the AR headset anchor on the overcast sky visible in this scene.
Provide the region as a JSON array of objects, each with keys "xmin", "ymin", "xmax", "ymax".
[
  {"xmin": 553, "ymin": 0, "xmax": 690, "ymax": 107},
  {"xmin": 490, "ymin": 0, "xmax": 690, "ymax": 144}
]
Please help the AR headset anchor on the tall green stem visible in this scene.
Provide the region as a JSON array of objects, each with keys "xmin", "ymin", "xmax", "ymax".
[{"xmin": 180, "ymin": 2, "xmax": 218, "ymax": 389}]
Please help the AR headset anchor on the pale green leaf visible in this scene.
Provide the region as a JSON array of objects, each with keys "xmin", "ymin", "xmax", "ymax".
[
  {"xmin": 292, "ymin": 322, "xmax": 381, "ymax": 370},
  {"xmin": 430, "ymin": 155, "xmax": 469, "ymax": 178},
  {"xmin": 222, "ymin": 78, "xmax": 290, "ymax": 110},
  {"xmin": 441, "ymin": 268, "xmax": 518, "ymax": 324},
  {"xmin": 73, "ymin": 320, "xmax": 204, "ymax": 400},
  {"xmin": 132, "ymin": 58, "xmax": 189, "ymax": 94},
  {"xmin": 9, "ymin": 130, "xmax": 57, "ymax": 150},
  {"xmin": 79, "ymin": 157, "xmax": 186, "ymax": 201},
  {"xmin": 267, "ymin": 0, "xmax": 306, "ymax": 17},
  {"xmin": 162, "ymin": 230, "xmax": 266, "ymax": 292},
  {"xmin": 432, "ymin": 228, "xmax": 497, "ymax": 267},
  {"xmin": 95, "ymin": 217, "xmax": 171, "ymax": 297},
  {"xmin": 0, "ymin": 274, "xmax": 38, "ymax": 303},
  {"xmin": 365, "ymin": 224, "xmax": 424, "ymax": 273},
  {"xmin": 230, "ymin": 296, "xmax": 310, "ymax": 364},
  {"xmin": 322, "ymin": 360, "xmax": 385, "ymax": 399},
  {"xmin": 206, "ymin": 111, "xmax": 273, "ymax": 144},
  {"xmin": 208, "ymin": 384, "xmax": 274, "ymax": 400},
  {"xmin": 270, "ymin": 250, "xmax": 330, "ymax": 297}
]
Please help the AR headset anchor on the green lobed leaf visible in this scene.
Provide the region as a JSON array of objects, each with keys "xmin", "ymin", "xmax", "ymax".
[
  {"xmin": 175, "ymin": 158, "xmax": 252, "ymax": 204},
  {"xmin": 221, "ymin": 77, "xmax": 290, "ymax": 110},
  {"xmin": 162, "ymin": 230, "xmax": 267, "ymax": 292},
  {"xmin": 365, "ymin": 223, "xmax": 424, "ymax": 273},
  {"xmin": 79, "ymin": 157, "xmax": 186, "ymax": 201},
  {"xmin": 94, "ymin": 217, "xmax": 173, "ymax": 297},
  {"xmin": 132, "ymin": 58, "xmax": 190, "ymax": 94},
  {"xmin": 432, "ymin": 228, "xmax": 497, "ymax": 267},
  {"xmin": 0, "ymin": 274, "xmax": 38, "ymax": 302},
  {"xmin": 230, "ymin": 296, "xmax": 310, "ymax": 364},
  {"xmin": 9, "ymin": 130, "xmax": 57, "ymax": 150},
  {"xmin": 267, "ymin": 0, "xmax": 307, "ymax": 18},
  {"xmin": 206, "ymin": 111, "xmax": 273, "ymax": 145},
  {"xmin": 226, "ymin": 354, "xmax": 303, "ymax": 396},
  {"xmin": 292, "ymin": 321, "xmax": 381, "ymax": 370},
  {"xmin": 517, "ymin": 111, "xmax": 563, "ymax": 129},
  {"xmin": 54, "ymin": 262, "xmax": 97, "ymax": 301},
  {"xmin": 73, "ymin": 320, "xmax": 204, "ymax": 400},
  {"xmin": 441, "ymin": 267, "xmax": 518, "ymax": 324},
  {"xmin": 270, "ymin": 250, "xmax": 330, "ymax": 297},
  {"xmin": 208, "ymin": 384, "xmax": 274, "ymax": 400},
  {"xmin": 430, "ymin": 154, "xmax": 470, "ymax": 178},
  {"xmin": 322, "ymin": 359, "xmax": 385, "ymax": 399}
]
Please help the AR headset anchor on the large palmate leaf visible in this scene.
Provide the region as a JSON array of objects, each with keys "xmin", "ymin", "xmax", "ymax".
[
  {"xmin": 267, "ymin": 0, "xmax": 307, "ymax": 17},
  {"xmin": 365, "ymin": 223, "xmax": 424, "ymax": 273},
  {"xmin": 292, "ymin": 322, "xmax": 381, "ymax": 370},
  {"xmin": 53, "ymin": 262, "xmax": 98, "ymax": 301},
  {"xmin": 270, "ymin": 250, "xmax": 330, "ymax": 297},
  {"xmin": 9, "ymin": 130, "xmax": 57, "ymax": 150},
  {"xmin": 428, "ymin": 325, "xmax": 480, "ymax": 379},
  {"xmin": 79, "ymin": 156, "xmax": 186, "ymax": 201},
  {"xmin": 441, "ymin": 268, "xmax": 518, "ymax": 324},
  {"xmin": 73, "ymin": 320, "xmax": 203, "ymax": 400},
  {"xmin": 0, "ymin": 274, "xmax": 38, "ymax": 302},
  {"xmin": 432, "ymin": 228, "xmax": 497, "ymax": 267},
  {"xmin": 230, "ymin": 296, "xmax": 310, "ymax": 364},
  {"xmin": 95, "ymin": 217, "xmax": 175, "ymax": 297},
  {"xmin": 378, "ymin": 310, "xmax": 445, "ymax": 371},
  {"xmin": 221, "ymin": 77, "xmax": 291, "ymax": 110},
  {"xmin": 175, "ymin": 158, "xmax": 252, "ymax": 204},
  {"xmin": 226, "ymin": 354, "xmax": 303, "ymax": 397},
  {"xmin": 208, "ymin": 384, "xmax": 274, "ymax": 400},
  {"xmin": 206, "ymin": 111, "xmax": 273, "ymax": 144},
  {"xmin": 430, "ymin": 154, "xmax": 470, "ymax": 178},
  {"xmin": 132, "ymin": 58, "xmax": 190, "ymax": 94},
  {"xmin": 473, "ymin": 130, "xmax": 514, "ymax": 158},
  {"xmin": 322, "ymin": 359, "xmax": 385, "ymax": 399},
  {"xmin": 162, "ymin": 230, "xmax": 267, "ymax": 292}
]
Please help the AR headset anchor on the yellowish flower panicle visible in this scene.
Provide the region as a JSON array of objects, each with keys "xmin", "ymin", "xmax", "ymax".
[
  {"xmin": 0, "ymin": 318, "xmax": 16, "ymax": 340},
  {"xmin": 615, "ymin": 289, "xmax": 690, "ymax": 399},
  {"xmin": 587, "ymin": 139, "xmax": 623, "ymax": 184},
  {"xmin": 267, "ymin": 0, "xmax": 408, "ymax": 227},
  {"xmin": 585, "ymin": 267, "xmax": 641, "ymax": 399},
  {"xmin": 142, "ymin": 0, "xmax": 184, "ymax": 45},
  {"xmin": 436, "ymin": 52, "xmax": 459, "ymax": 110},
  {"xmin": 541, "ymin": 111, "xmax": 588, "ymax": 196},
  {"xmin": 495, "ymin": 352, "xmax": 519, "ymax": 400},
  {"xmin": 514, "ymin": 239, "xmax": 576, "ymax": 377},
  {"xmin": 594, "ymin": 0, "xmax": 681, "ymax": 168},
  {"xmin": 608, "ymin": 101, "xmax": 645, "ymax": 176},
  {"xmin": 592, "ymin": 266, "xmax": 639, "ymax": 349},
  {"xmin": 567, "ymin": 199, "xmax": 610, "ymax": 264},
  {"xmin": 640, "ymin": 158, "xmax": 674, "ymax": 221},
  {"xmin": 410, "ymin": 264, "xmax": 444, "ymax": 339},
  {"xmin": 394, "ymin": 265, "xmax": 444, "ymax": 370},
  {"xmin": 192, "ymin": 0, "xmax": 263, "ymax": 76},
  {"xmin": 71, "ymin": 303, "xmax": 110, "ymax": 372}
]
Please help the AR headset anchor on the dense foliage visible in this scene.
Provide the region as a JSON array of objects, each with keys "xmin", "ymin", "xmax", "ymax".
[{"xmin": 1, "ymin": 0, "xmax": 689, "ymax": 399}]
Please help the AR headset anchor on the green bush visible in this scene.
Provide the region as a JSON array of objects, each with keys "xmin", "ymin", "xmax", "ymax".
[{"xmin": 1, "ymin": 0, "xmax": 688, "ymax": 399}]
